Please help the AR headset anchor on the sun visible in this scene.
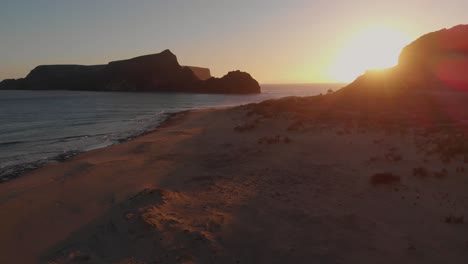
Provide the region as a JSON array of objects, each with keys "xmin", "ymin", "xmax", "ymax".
[{"xmin": 328, "ymin": 26, "xmax": 411, "ymax": 82}]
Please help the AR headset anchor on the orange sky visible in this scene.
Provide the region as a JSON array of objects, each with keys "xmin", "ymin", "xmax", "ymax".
[{"xmin": 0, "ymin": 1, "xmax": 466, "ymax": 83}]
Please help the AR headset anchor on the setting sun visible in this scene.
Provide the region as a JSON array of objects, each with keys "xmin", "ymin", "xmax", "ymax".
[{"xmin": 328, "ymin": 26, "xmax": 412, "ymax": 82}]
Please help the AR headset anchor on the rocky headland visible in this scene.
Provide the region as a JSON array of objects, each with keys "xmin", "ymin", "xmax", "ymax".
[{"xmin": 0, "ymin": 49, "xmax": 261, "ymax": 94}]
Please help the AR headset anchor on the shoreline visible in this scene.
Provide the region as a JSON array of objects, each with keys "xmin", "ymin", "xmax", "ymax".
[
  {"xmin": 0, "ymin": 110, "xmax": 191, "ymax": 183},
  {"xmin": 0, "ymin": 83, "xmax": 346, "ymax": 184}
]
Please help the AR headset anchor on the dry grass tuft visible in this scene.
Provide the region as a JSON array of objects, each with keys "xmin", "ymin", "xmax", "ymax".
[
  {"xmin": 445, "ymin": 215, "xmax": 464, "ymax": 224},
  {"xmin": 234, "ymin": 123, "xmax": 255, "ymax": 132},
  {"xmin": 258, "ymin": 135, "xmax": 292, "ymax": 145}
]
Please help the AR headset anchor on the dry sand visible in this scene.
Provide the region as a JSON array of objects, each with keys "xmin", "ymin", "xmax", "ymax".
[{"xmin": 1, "ymin": 106, "xmax": 468, "ymax": 263}]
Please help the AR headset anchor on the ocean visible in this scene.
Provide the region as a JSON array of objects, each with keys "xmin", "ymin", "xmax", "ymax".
[{"xmin": 0, "ymin": 83, "xmax": 344, "ymax": 180}]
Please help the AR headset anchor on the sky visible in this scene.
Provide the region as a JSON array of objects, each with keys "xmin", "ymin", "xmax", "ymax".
[{"xmin": 0, "ymin": 0, "xmax": 467, "ymax": 83}]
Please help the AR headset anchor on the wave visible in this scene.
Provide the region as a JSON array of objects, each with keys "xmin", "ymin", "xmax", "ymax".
[
  {"xmin": 0, "ymin": 112, "xmax": 174, "ymax": 183},
  {"xmin": 0, "ymin": 150, "xmax": 82, "ymax": 183},
  {"xmin": 0, "ymin": 141, "xmax": 26, "ymax": 147}
]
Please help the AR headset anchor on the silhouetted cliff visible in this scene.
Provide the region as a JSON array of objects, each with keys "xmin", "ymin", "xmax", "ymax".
[
  {"xmin": 340, "ymin": 24, "xmax": 468, "ymax": 96},
  {"xmin": 330, "ymin": 25, "xmax": 468, "ymax": 120},
  {"xmin": 249, "ymin": 25, "xmax": 468, "ymax": 123},
  {"xmin": 0, "ymin": 50, "xmax": 260, "ymax": 94},
  {"xmin": 397, "ymin": 25, "xmax": 468, "ymax": 90}
]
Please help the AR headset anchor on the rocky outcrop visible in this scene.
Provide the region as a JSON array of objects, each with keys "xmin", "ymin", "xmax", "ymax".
[
  {"xmin": 327, "ymin": 25, "xmax": 468, "ymax": 120},
  {"xmin": 340, "ymin": 24, "xmax": 468, "ymax": 95},
  {"xmin": 249, "ymin": 25, "xmax": 468, "ymax": 123},
  {"xmin": 397, "ymin": 25, "xmax": 468, "ymax": 90},
  {"xmin": 0, "ymin": 50, "xmax": 260, "ymax": 94},
  {"xmin": 21, "ymin": 65, "xmax": 106, "ymax": 90},
  {"xmin": 200, "ymin": 71, "xmax": 261, "ymax": 94},
  {"xmin": 102, "ymin": 50, "xmax": 198, "ymax": 92},
  {"xmin": 0, "ymin": 79, "xmax": 26, "ymax": 90}
]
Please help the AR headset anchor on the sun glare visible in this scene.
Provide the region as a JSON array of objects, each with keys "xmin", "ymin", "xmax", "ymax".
[{"xmin": 328, "ymin": 26, "xmax": 411, "ymax": 82}]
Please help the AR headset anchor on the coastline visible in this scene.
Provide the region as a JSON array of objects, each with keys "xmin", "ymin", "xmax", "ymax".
[
  {"xmin": 0, "ymin": 84, "xmax": 342, "ymax": 183},
  {"xmin": 0, "ymin": 83, "xmax": 347, "ymax": 184},
  {"xmin": 0, "ymin": 110, "xmax": 189, "ymax": 183},
  {"xmin": 1, "ymin": 104, "xmax": 467, "ymax": 263}
]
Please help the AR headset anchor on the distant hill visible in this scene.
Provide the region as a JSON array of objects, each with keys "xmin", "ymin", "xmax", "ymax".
[
  {"xmin": 250, "ymin": 25, "xmax": 468, "ymax": 123},
  {"xmin": 0, "ymin": 50, "xmax": 260, "ymax": 94},
  {"xmin": 339, "ymin": 24, "xmax": 468, "ymax": 95}
]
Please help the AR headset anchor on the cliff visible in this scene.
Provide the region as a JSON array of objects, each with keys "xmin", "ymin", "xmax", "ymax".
[
  {"xmin": 0, "ymin": 50, "xmax": 260, "ymax": 94},
  {"xmin": 340, "ymin": 24, "xmax": 468, "ymax": 96},
  {"xmin": 329, "ymin": 25, "xmax": 468, "ymax": 112},
  {"xmin": 102, "ymin": 50, "xmax": 198, "ymax": 92},
  {"xmin": 397, "ymin": 25, "xmax": 468, "ymax": 90}
]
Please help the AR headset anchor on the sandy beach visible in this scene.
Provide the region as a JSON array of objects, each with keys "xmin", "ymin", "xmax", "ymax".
[{"xmin": 1, "ymin": 104, "xmax": 467, "ymax": 263}]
